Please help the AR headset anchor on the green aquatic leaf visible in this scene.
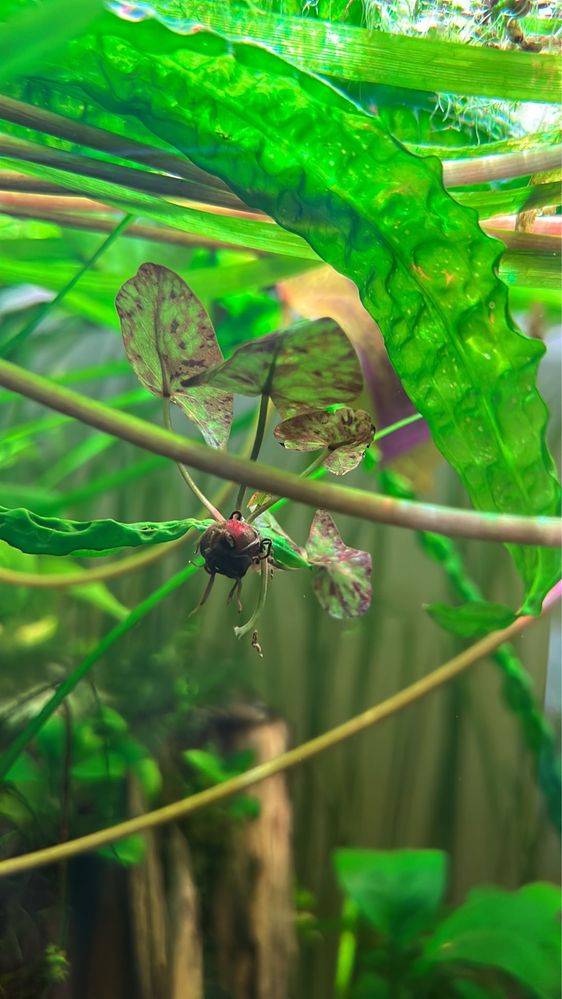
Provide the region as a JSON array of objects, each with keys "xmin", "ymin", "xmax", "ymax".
[
  {"xmin": 425, "ymin": 601, "xmax": 517, "ymax": 637},
  {"xmin": 0, "ymin": 0, "xmax": 103, "ymax": 85},
  {"xmin": 423, "ymin": 884, "xmax": 562, "ymax": 999},
  {"xmin": 101, "ymin": 0, "xmax": 560, "ymax": 102},
  {"xmin": 274, "ymin": 407, "xmax": 375, "ymax": 475},
  {"xmin": 185, "ymin": 319, "xmax": 363, "ymax": 417},
  {"xmin": 0, "ymin": 506, "xmax": 203, "ymax": 557},
  {"xmin": 71, "ymin": 27, "xmax": 559, "ymax": 614},
  {"xmin": 254, "ymin": 510, "xmax": 310, "ymax": 570},
  {"xmin": 306, "ymin": 511, "xmax": 372, "ymax": 618},
  {"xmin": 334, "ymin": 848, "xmax": 447, "ymax": 943},
  {"xmin": 116, "ymin": 263, "xmax": 233, "ymax": 448}
]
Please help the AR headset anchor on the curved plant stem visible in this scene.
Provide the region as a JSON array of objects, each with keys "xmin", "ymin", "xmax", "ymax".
[
  {"xmin": 374, "ymin": 413, "xmax": 423, "ymax": 443},
  {"xmin": 162, "ymin": 397, "xmax": 224, "ymax": 521},
  {"xmin": 236, "ymin": 393, "xmax": 269, "ymax": 511},
  {"xmin": 1, "ymin": 581, "xmax": 559, "ymax": 879},
  {"xmin": 0, "ymin": 529, "xmax": 196, "ymax": 588},
  {"xmin": 1, "ymin": 213, "xmax": 133, "ymax": 358},
  {"xmin": 0, "ymin": 562, "xmax": 200, "ymax": 784},
  {"xmin": 0, "ymin": 359, "xmax": 560, "ymax": 547},
  {"xmin": 248, "ymin": 448, "xmax": 329, "ymax": 523},
  {"xmin": 233, "ymin": 556, "xmax": 270, "ymax": 640}
]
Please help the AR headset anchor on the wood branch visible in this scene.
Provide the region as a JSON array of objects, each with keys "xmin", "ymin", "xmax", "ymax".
[
  {"xmin": 212, "ymin": 707, "xmax": 295, "ymax": 999},
  {"xmin": 168, "ymin": 828, "xmax": 204, "ymax": 999}
]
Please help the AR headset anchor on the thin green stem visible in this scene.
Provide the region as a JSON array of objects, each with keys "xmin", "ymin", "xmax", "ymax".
[
  {"xmin": 248, "ymin": 448, "xmax": 329, "ymax": 522},
  {"xmin": 236, "ymin": 394, "xmax": 270, "ymax": 511},
  {"xmin": 373, "ymin": 413, "xmax": 423, "ymax": 443},
  {"xmin": 162, "ymin": 397, "xmax": 224, "ymax": 521},
  {"xmin": 1, "ymin": 213, "xmax": 133, "ymax": 358},
  {"xmin": 0, "ymin": 359, "xmax": 559, "ymax": 547},
  {"xmin": 0, "ymin": 563, "xmax": 199, "ymax": 783},
  {"xmin": 1, "ymin": 585, "xmax": 558, "ymax": 878},
  {"xmin": 334, "ymin": 898, "xmax": 359, "ymax": 999}
]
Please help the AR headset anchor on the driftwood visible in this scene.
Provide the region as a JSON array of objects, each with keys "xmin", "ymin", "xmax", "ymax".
[
  {"xmin": 168, "ymin": 826, "xmax": 204, "ymax": 999},
  {"xmin": 212, "ymin": 707, "xmax": 295, "ymax": 999}
]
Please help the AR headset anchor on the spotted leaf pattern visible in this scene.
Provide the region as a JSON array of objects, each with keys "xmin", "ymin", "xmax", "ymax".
[
  {"xmin": 116, "ymin": 263, "xmax": 233, "ymax": 448},
  {"xmin": 306, "ymin": 511, "xmax": 372, "ymax": 618},
  {"xmin": 274, "ymin": 406, "xmax": 375, "ymax": 475}
]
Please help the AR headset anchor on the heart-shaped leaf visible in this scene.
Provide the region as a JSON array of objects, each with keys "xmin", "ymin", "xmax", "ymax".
[
  {"xmin": 183, "ymin": 318, "xmax": 363, "ymax": 417},
  {"xmin": 306, "ymin": 511, "xmax": 372, "ymax": 618},
  {"xmin": 334, "ymin": 849, "xmax": 447, "ymax": 943},
  {"xmin": 422, "ymin": 883, "xmax": 562, "ymax": 999},
  {"xmin": 115, "ymin": 263, "xmax": 233, "ymax": 448},
  {"xmin": 274, "ymin": 406, "xmax": 375, "ymax": 475}
]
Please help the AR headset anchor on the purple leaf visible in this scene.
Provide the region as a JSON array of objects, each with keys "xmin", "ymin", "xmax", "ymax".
[
  {"xmin": 182, "ymin": 318, "xmax": 363, "ymax": 417},
  {"xmin": 306, "ymin": 511, "xmax": 372, "ymax": 619},
  {"xmin": 116, "ymin": 263, "xmax": 233, "ymax": 448},
  {"xmin": 274, "ymin": 406, "xmax": 375, "ymax": 475}
]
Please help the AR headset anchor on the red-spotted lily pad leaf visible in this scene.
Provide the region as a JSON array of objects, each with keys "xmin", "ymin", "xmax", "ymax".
[
  {"xmin": 183, "ymin": 318, "xmax": 363, "ymax": 417},
  {"xmin": 306, "ymin": 511, "xmax": 372, "ymax": 619},
  {"xmin": 274, "ymin": 406, "xmax": 375, "ymax": 475},
  {"xmin": 115, "ymin": 263, "xmax": 233, "ymax": 448}
]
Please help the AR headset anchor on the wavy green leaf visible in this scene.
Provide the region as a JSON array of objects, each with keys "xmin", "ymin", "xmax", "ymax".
[
  {"xmin": 116, "ymin": 263, "xmax": 233, "ymax": 448},
  {"xmin": 274, "ymin": 407, "xmax": 375, "ymax": 475},
  {"xmin": 0, "ymin": 506, "xmax": 203, "ymax": 557},
  {"xmin": 187, "ymin": 319, "xmax": 363, "ymax": 417},
  {"xmin": 63, "ymin": 27, "xmax": 559, "ymax": 614}
]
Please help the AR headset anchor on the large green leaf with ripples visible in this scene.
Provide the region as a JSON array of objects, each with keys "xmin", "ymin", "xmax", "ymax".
[{"xmin": 9, "ymin": 17, "xmax": 562, "ymax": 613}]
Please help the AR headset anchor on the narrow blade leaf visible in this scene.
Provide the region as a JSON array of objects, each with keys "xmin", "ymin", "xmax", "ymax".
[{"xmin": 115, "ymin": 263, "xmax": 233, "ymax": 447}]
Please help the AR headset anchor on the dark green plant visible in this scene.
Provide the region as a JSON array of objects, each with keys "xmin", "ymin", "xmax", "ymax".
[{"xmin": 333, "ymin": 848, "xmax": 562, "ymax": 998}]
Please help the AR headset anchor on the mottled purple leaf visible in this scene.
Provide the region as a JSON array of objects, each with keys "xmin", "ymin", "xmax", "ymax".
[
  {"xmin": 306, "ymin": 511, "xmax": 372, "ymax": 619},
  {"xmin": 183, "ymin": 318, "xmax": 363, "ymax": 417},
  {"xmin": 115, "ymin": 263, "xmax": 233, "ymax": 448},
  {"xmin": 274, "ymin": 406, "xmax": 375, "ymax": 475}
]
